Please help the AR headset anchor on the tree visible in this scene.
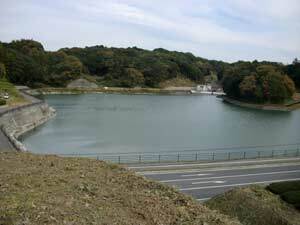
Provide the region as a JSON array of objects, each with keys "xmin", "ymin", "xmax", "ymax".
[
  {"xmin": 120, "ymin": 68, "xmax": 145, "ymax": 87},
  {"xmin": 0, "ymin": 63, "xmax": 6, "ymax": 79},
  {"xmin": 256, "ymin": 65, "xmax": 295, "ymax": 102},
  {"xmin": 46, "ymin": 52, "xmax": 84, "ymax": 86},
  {"xmin": 222, "ymin": 67, "xmax": 243, "ymax": 98},
  {"xmin": 239, "ymin": 74, "xmax": 257, "ymax": 100},
  {"xmin": 285, "ymin": 62, "xmax": 300, "ymax": 89},
  {"xmin": 283, "ymin": 75, "xmax": 295, "ymax": 96},
  {"xmin": 0, "ymin": 38, "xmax": 297, "ymax": 93},
  {"xmin": 223, "ymin": 64, "xmax": 296, "ymax": 103}
]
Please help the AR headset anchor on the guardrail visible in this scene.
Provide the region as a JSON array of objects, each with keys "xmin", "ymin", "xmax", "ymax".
[{"xmin": 58, "ymin": 143, "xmax": 300, "ymax": 164}]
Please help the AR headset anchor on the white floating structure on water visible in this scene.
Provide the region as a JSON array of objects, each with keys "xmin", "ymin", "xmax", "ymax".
[{"xmin": 190, "ymin": 84, "xmax": 225, "ymax": 96}]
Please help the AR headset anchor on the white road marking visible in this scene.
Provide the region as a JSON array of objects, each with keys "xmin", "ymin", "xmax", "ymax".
[
  {"xmin": 129, "ymin": 157, "xmax": 300, "ymax": 169},
  {"xmin": 136, "ymin": 162, "xmax": 300, "ymax": 175},
  {"xmin": 197, "ymin": 197, "xmax": 211, "ymax": 201},
  {"xmin": 179, "ymin": 178, "xmax": 300, "ymax": 191},
  {"xmin": 187, "ymin": 180, "xmax": 226, "ymax": 185},
  {"xmin": 214, "ymin": 181, "xmax": 226, "ymax": 184},
  {"xmin": 181, "ymin": 173, "xmax": 211, "ymax": 177},
  {"xmin": 160, "ymin": 169, "xmax": 300, "ymax": 183}
]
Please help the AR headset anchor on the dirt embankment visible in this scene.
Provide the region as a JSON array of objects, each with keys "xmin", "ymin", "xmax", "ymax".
[{"xmin": 0, "ymin": 152, "xmax": 240, "ymax": 225}]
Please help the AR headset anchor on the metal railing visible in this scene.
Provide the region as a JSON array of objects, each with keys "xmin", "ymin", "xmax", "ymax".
[{"xmin": 57, "ymin": 143, "xmax": 300, "ymax": 164}]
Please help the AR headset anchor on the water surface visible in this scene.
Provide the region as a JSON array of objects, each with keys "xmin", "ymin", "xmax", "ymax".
[{"xmin": 22, "ymin": 94, "xmax": 300, "ymax": 154}]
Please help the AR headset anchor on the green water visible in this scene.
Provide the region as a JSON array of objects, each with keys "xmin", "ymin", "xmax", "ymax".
[{"xmin": 22, "ymin": 94, "xmax": 300, "ymax": 154}]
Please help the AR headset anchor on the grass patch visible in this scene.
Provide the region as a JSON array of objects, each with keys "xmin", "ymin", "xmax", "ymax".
[
  {"xmin": 0, "ymin": 79, "xmax": 26, "ymax": 106},
  {"xmin": 0, "ymin": 99, "xmax": 6, "ymax": 105},
  {"xmin": 0, "ymin": 152, "xmax": 240, "ymax": 225},
  {"xmin": 205, "ymin": 185, "xmax": 300, "ymax": 225}
]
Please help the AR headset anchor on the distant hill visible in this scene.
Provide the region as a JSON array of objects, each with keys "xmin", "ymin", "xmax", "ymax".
[{"xmin": 0, "ymin": 39, "xmax": 299, "ymax": 103}]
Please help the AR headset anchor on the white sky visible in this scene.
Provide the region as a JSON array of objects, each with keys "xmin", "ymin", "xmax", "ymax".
[{"xmin": 0, "ymin": 0, "xmax": 299, "ymax": 63}]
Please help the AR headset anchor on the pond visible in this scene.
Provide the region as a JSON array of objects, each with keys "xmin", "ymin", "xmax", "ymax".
[{"xmin": 21, "ymin": 94, "xmax": 300, "ymax": 157}]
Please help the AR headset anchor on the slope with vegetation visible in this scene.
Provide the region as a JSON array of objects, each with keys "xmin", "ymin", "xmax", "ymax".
[
  {"xmin": 205, "ymin": 185, "xmax": 300, "ymax": 225},
  {"xmin": 0, "ymin": 79, "xmax": 25, "ymax": 106},
  {"xmin": 0, "ymin": 39, "xmax": 299, "ymax": 103},
  {"xmin": 0, "ymin": 152, "xmax": 241, "ymax": 225}
]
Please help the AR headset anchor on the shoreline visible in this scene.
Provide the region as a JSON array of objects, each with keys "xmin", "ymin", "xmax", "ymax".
[
  {"xmin": 0, "ymin": 87, "xmax": 56, "ymax": 151},
  {"xmin": 35, "ymin": 87, "xmax": 300, "ymax": 111},
  {"xmin": 221, "ymin": 96, "xmax": 300, "ymax": 112},
  {"xmin": 33, "ymin": 87, "xmax": 193, "ymax": 95}
]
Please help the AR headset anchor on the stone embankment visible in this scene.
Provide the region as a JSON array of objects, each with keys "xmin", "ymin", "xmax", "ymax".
[{"xmin": 0, "ymin": 87, "xmax": 56, "ymax": 151}]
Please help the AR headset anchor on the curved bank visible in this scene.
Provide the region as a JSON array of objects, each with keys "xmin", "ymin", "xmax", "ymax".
[
  {"xmin": 221, "ymin": 96, "xmax": 293, "ymax": 112},
  {"xmin": 0, "ymin": 87, "xmax": 56, "ymax": 151}
]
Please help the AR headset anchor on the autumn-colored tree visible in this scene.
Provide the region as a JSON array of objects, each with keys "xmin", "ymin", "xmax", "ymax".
[
  {"xmin": 283, "ymin": 75, "xmax": 295, "ymax": 96},
  {"xmin": 255, "ymin": 65, "xmax": 295, "ymax": 102},
  {"xmin": 239, "ymin": 74, "xmax": 257, "ymax": 99},
  {"xmin": 223, "ymin": 64, "xmax": 296, "ymax": 103}
]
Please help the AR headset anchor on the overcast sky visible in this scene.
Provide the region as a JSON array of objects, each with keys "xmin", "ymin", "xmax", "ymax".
[{"xmin": 0, "ymin": 0, "xmax": 299, "ymax": 63}]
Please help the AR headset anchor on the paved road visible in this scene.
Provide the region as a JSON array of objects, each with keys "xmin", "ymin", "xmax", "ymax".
[
  {"xmin": 16, "ymin": 86, "xmax": 41, "ymax": 104},
  {"xmin": 137, "ymin": 163, "xmax": 300, "ymax": 201}
]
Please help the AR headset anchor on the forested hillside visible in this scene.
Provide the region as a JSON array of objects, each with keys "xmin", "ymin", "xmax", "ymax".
[
  {"xmin": 0, "ymin": 39, "xmax": 299, "ymax": 103},
  {"xmin": 222, "ymin": 62, "xmax": 297, "ymax": 103}
]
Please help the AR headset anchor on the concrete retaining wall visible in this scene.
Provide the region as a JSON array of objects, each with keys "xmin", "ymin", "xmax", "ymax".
[{"xmin": 0, "ymin": 91, "xmax": 56, "ymax": 151}]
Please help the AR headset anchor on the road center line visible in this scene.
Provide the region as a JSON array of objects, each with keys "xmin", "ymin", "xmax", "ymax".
[
  {"xmin": 137, "ymin": 162, "xmax": 300, "ymax": 175},
  {"xmin": 181, "ymin": 173, "xmax": 211, "ymax": 177},
  {"xmin": 197, "ymin": 197, "xmax": 211, "ymax": 201},
  {"xmin": 196, "ymin": 198, "xmax": 211, "ymax": 202},
  {"xmin": 160, "ymin": 169, "xmax": 300, "ymax": 183},
  {"xmin": 179, "ymin": 178, "xmax": 300, "ymax": 191},
  {"xmin": 187, "ymin": 180, "xmax": 226, "ymax": 185}
]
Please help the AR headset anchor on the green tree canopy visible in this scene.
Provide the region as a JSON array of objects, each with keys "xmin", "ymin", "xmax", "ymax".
[
  {"xmin": 223, "ymin": 64, "xmax": 296, "ymax": 103},
  {"xmin": 0, "ymin": 39, "xmax": 298, "ymax": 93},
  {"xmin": 0, "ymin": 62, "xmax": 6, "ymax": 79}
]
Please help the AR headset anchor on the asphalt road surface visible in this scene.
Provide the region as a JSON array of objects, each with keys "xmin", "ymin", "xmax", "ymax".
[{"xmin": 138, "ymin": 163, "xmax": 300, "ymax": 201}]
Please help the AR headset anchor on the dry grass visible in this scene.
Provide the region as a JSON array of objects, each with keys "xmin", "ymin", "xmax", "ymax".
[
  {"xmin": 205, "ymin": 185, "xmax": 300, "ymax": 225},
  {"xmin": 0, "ymin": 152, "xmax": 240, "ymax": 225}
]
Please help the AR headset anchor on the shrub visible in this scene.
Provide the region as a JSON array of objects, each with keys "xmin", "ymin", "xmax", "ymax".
[
  {"xmin": 281, "ymin": 191, "xmax": 300, "ymax": 207},
  {"xmin": 0, "ymin": 99, "xmax": 6, "ymax": 105},
  {"xmin": 267, "ymin": 181, "xmax": 300, "ymax": 195}
]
